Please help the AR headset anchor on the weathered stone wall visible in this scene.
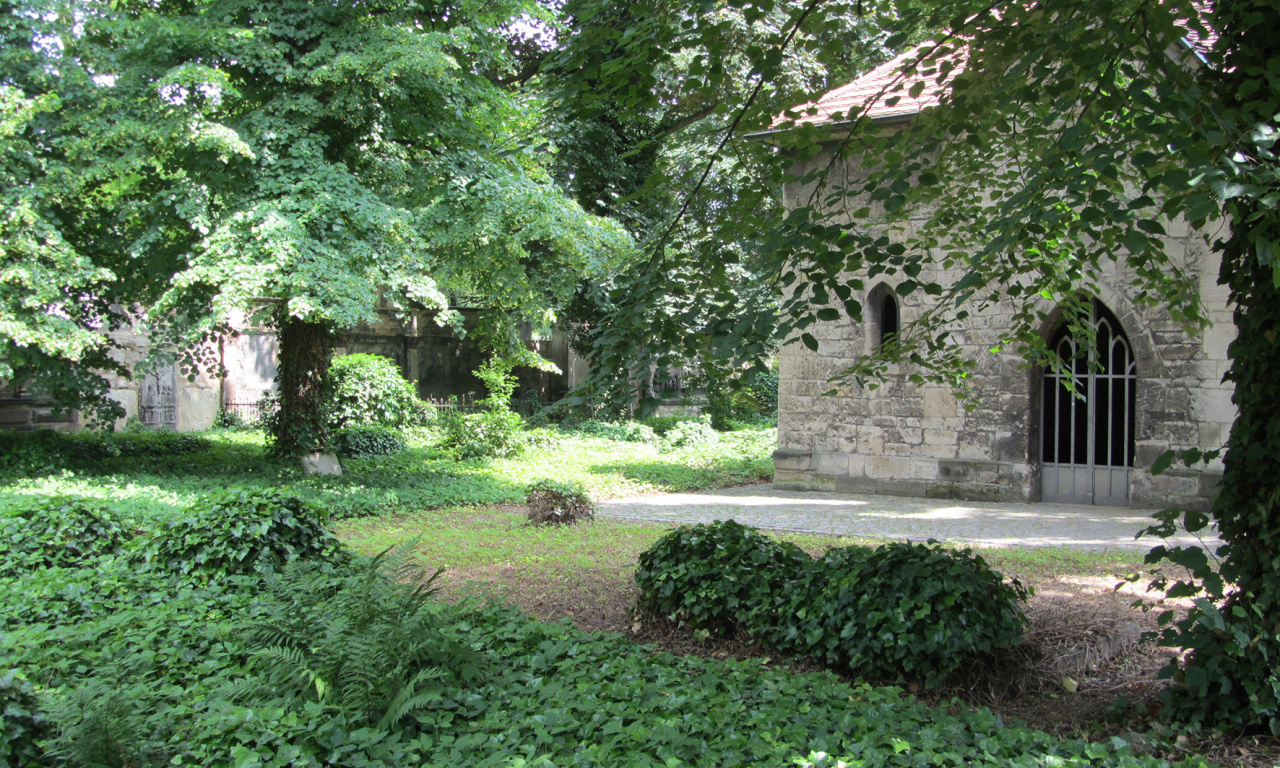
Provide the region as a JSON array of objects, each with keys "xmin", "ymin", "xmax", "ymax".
[
  {"xmin": 104, "ymin": 322, "xmax": 222, "ymax": 432},
  {"xmin": 4, "ymin": 304, "xmax": 579, "ymax": 434},
  {"xmin": 775, "ymin": 148, "xmax": 1233, "ymax": 511},
  {"xmin": 0, "ymin": 392, "xmax": 79, "ymax": 432}
]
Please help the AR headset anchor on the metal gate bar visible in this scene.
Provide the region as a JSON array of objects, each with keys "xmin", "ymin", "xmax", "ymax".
[{"xmin": 1041, "ymin": 303, "xmax": 1135, "ymax": 506}]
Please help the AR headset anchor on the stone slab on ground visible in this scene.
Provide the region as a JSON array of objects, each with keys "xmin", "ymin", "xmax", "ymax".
[
  {"xmin": 596, "ymin": 484, "xmax": 1220, "ymax": 551},
  {"xmin": 302, "ymin": 452, "xmax": 343, "ymax": 475}
]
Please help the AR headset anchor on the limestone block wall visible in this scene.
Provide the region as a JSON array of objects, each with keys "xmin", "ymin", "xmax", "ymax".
[{"xmin": 775, "ymin": 151, "xmax": 1234, "ymax": 511}]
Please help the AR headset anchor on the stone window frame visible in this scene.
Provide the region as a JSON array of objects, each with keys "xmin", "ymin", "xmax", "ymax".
[{"xmin": 865, "ymin": 282, "xmax": 900, "ymax": 352}]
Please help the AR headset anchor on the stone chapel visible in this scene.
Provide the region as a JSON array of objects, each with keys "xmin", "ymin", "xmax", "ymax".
[{"xmin": 768, "ymin": 46, "xmax": 1233, "ymax": 511}]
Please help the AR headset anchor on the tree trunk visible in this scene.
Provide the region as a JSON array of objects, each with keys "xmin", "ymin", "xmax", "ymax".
[
  {"xmin": 270, "ymin": 316, "xmax": 333, "ymax": 457},
  {"xmin": 1165, "ymin": 0, "xmax": 1280, "ymax": 730}
]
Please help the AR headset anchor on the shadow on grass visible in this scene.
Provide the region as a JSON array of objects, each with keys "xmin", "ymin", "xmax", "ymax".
[
  {"xmin": 589, "ymin": 460, "xmax": 763, "ymax": 492},
  {"xmin": 303, "ymin": 467, "xmax": 527, "ymax": 517}
]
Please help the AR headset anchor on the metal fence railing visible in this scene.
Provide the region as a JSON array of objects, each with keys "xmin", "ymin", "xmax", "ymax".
[
  {"xmin": 422, "ymin": 395, "xmax": 484, "ymax": 414},
  {"xmin": 222, "ymin": 400, "xmax": 272, "ymax": 425}
]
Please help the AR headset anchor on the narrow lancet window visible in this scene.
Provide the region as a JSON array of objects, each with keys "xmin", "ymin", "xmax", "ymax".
[{"xmin": 879, "ymin": 293, "xmax": 899, "ymax": 348}]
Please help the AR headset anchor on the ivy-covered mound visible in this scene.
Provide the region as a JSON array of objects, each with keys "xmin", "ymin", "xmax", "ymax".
[
  {"xmin": 0, "ymin": 497, "xmax": 131, "ymax": 578},
  {"xmin": 635, "ymin": 519, "xmax": 809, "ymax": 634},
  {"xmin": 637, "ymin": 521, "xmax": 1030, "ymax": 687},
  {"xmin": 3, "ymin": 506, "xmax": 1206, "ymax": 767}
]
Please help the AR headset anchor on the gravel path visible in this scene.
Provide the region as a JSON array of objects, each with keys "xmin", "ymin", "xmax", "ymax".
[{"xmin": 596, "ymin": 484, "xmax": 1220, "ymax": 550}]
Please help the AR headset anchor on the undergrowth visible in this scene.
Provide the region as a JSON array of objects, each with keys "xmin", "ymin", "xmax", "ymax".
[
  {"xmin": 2, "ymin": 540, "xmax": 1211, "ymax": 767},
  {"xmin": 0, "ymin": 425, "xmax": 775, "ymax": 524}
]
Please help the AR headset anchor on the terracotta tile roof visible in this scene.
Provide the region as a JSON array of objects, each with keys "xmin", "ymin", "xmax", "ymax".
[
  {"xmin": 1179, "ymin": 1, "xmax": 1217, "ymax": 60},
  {"xmin": 776, "ymin": 44, "xmax": 965, "ymax": 129},
  {"xmin": 777, "ymin": 5, "xmax": 1215, "ymax": 132}
]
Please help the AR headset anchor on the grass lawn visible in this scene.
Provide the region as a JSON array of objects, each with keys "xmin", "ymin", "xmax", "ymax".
[{"xmin": 336, "ymin": 501, "xmax": 1147, "ymax": 584}]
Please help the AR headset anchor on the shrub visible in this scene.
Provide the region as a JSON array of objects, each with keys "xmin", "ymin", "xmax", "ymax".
[
  {"xmin": 734, "ymin": 370, "xmax": 779, "ymax": 417},
  {"xmin": 438, "ymin": 359, "xmax": 526, "ymax": 459},
  {"xmin": 332, "ymin": 425, "xmax": 405, "ymax": 459},
  {"xmin": 565, "ymin": 420, "xmax": 657, "ymax": 442},
  {"xmin": 700, "ymin": 372, "xmax": 736, "ymax": 431},
  {"xmin": 0, "ymin": 430, "xmax": 70, "ymax": 475},
  {"xmin": 328, "ymin": 353, "xmax": 432, "ymax": 430},
  {"xmin": 663, "ymin": 415, "xmax": 718, "ymax": 448},
  {"xmin": 89, "ymin": 430, "xmax": 212, "ymax": 457},
  {"xmin": 525, "ymin": 479, "xmax": 594, "ymax": 525},
  {"xmin": 642, "ymin": 416, "xmax": 681, "ymax": 436},
  {"xmin": 635, "ymin": 520, "xmax": 810, "ymax": 635},
  {"xmin": 754, "ymin": 541, "xmax": 1030, "ymax": 687},
  {"xmin": 0, "ymin": 430, "xmax": 211, "ymax": 476},
  {"xmin": 137, "ymin": 488, "xmax": 349, "ymax": 578},
  {"xmin": 231, "ymin": 552, "xmax": 471, "ymax": 731},
  {"xmin": 438, "ymin": 409, "xmax": 525, "ymax": 459},
  {"xmin": 0, "ymin": 497, "xmax": 132, "ymax": 578},
  {"xmin": 212, "ymin": 409, "xmax": 247, "ymax": 429},
  {"xmin": 0, "ymin": 670, "xmax": 49, "ymax": 768}
]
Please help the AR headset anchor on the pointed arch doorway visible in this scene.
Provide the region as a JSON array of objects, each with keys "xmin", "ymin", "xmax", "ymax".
[{"xmin": 1040, "ymin": 301, "xmax": 1136, "ymax": 506}]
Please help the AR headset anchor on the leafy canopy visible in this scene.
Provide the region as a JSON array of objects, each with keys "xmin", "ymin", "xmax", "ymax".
[{"xmin": 0, "ymin": 0, "xmax": 632, "ymax": 415}]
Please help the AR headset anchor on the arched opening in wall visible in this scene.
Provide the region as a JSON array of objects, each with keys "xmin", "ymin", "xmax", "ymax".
[
  {"xmin": 1040, "ymin": 300, "xmax": 1136, "ymax": 506},
  {"xmin": 865, "ymin": 283, "xmax": 899, "ymax": 351}
]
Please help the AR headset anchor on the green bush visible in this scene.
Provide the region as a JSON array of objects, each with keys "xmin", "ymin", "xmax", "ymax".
[
  {"xmin": 136, "ymin": 488, "xmax": 349, "ymax": 578},
  {"xmin": 699, "ymin": 370, "xmax": 736, "ymax": 431},
  {"xmin": 230, "ymin": 552, "xmax": 471, "ymax": 732},
  {"xmin": 564, "ymin": 420, "xmax": 657, "ymax": 442},
  {"xmin": 754, "ymin": 541, "xmax": 1030, "ymax": 687},
  {"xmin": 642, "ymin": 415, "xmax": 682, "ymax": 436},
  {"xmin": 663, "ymin": 415, "xmax": 718, "ymax": 448},
  {"xmin": 635, "ymin": 520, "xmax": 810, "ymax": 635},
  {"xmin": 438, "ymin": 358, "xmax": 530, "ymax": 460},
  {"xmin": 26, "ymin": 554, "xmax": 471, "ymax": 768},
  {"xmin": 328, "ymin": 353, "xmax": 432, "ymax": 430},
  {"xmin": 0, "ymin": 429, "xmax": 211, "ymax": 476},
  {"xmin": 212, "ymin": 409, "xmax": 247, "ymax": 430},
  {"xmin": 1139, "ymin": 504, "xmax": 1280, "ymax": 734},
  {"xmin": 0, "ymin": 670, "xmax": 48, "ymax": 768},
  {"xmin": 78, "ymin": 430, "xmax": 212, "ymax": 458},
  {"xmin": 525, "ymin": 479, "xmax": 594, "ymax": 525},
  {"xmin": 735, "ymin": 371, "xmax": 779, "ymax": 417},
  {"xmin": 4, "ymin": 537, "xmax": 1200, "ymax": 768},
  {"xmin": 332, "ymin": 425, "xmax": 405, "ymax": 459},
  {"xmin": 438, "ymin": 408, "xmax": 525, "ymax": 459},
  {"xmin": 0, "ymin": 497, "xmax": 132, "ymax": 578}
]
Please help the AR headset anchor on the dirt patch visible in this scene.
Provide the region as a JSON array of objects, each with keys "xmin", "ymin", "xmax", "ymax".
[{"xmin": 433, "ymin": 556, "xmax": 1280, "ymax": 767}]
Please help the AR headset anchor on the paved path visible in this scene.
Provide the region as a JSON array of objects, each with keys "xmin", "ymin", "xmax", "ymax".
[{"xmin": 596, "ymin": 485, "xmax": 1220, "ymax": 550}]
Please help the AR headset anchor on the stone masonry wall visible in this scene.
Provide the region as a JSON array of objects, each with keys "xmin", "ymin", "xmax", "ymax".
[{"xmin": 775, "ymin": 148, "xmax": 1234, "ymax": 511}]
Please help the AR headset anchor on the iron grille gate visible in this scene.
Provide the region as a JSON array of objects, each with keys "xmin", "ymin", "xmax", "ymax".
[{"xmin": 1040, "ymin": 302, "xmax": 1136, "ymax": 506}]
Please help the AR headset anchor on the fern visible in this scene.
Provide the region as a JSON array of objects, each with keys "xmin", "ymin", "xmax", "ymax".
[
  {"xmin": 227, "ymin": 547, "xmax": 471, "ymax": 732},
  {"xmin": 254, "ymin": 645, "xmax": 329, "ymax": 700},
  {"xmin": 376, "ymin": 666, "xmax": 446, "ymax": 730}
]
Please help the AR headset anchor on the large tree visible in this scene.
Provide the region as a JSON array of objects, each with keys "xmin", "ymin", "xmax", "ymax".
[
  {"xmin": 548, "ymin": 0, "xmax": 1280, "ymax": 731},
  {"xmin": 543, "ymin": 0, "xmax": 894, "ymax": 412},
  {"xmin": 0, "ymin": 0, "xmax": 630, "ymax": 451}
]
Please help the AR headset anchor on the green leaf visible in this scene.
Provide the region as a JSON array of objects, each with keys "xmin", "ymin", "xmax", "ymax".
[{"xmin": 1150, "ymin": 450, "xmax": 1175, "ymax": 476}]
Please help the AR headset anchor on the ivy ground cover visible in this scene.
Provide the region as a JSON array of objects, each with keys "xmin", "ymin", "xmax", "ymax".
[
  {"xmin": 2, "ymin": 549, "xmax": 1211, "ymax": 768},
  {"xmin": 0, "ymin": 425, "xmax": 1221, "ymax": 765}
]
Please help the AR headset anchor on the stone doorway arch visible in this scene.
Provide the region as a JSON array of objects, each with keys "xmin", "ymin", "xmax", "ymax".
[{"xmin": 1040, "ymin": 300, "xmax": 1136, "ymax": 506}]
